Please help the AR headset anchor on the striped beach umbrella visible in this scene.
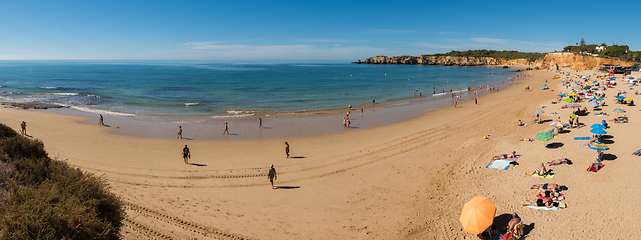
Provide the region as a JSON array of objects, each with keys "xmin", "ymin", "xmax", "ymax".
[
  {"xmin": 588, "ymin": 142, "xmax": 609, "ymax": 151},
  {"xmin": 550, "ymin": 122, "xmax": 564, "ymax": 128}
]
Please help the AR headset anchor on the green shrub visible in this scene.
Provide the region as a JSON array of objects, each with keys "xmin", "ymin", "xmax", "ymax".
[{"xmin": 0, "ymin": 123, "xmax": 123, "ymax": 240}]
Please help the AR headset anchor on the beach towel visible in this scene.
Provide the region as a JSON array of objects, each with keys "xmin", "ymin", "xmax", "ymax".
[
  {"xmin": 587, "ymin": 163, "xmax": 604, "ymax": 172},
  {"xmin": 574, "ymin": 137, "xmax": 590, "ymax": 140},
  {"xmin": 594, "ymin": 113, "xmax": 606, "ymax": 116},
  {"xmin": 548, "ymin": 112, "xmax": 558, "ymax": 116},
  {"xmin": 486, "ymin": 160, "xmax": 515, "ymax": 170},
  {"xmin": 527, "ymin": 205, "xmax": 558, "ymax": 211},
  {"xmin": 532, "ymin": 173, "xmax": 554, "ymax": 178}
]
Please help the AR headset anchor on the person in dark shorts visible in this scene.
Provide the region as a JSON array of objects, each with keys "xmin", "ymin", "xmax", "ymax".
[
  {"xmin": 223, "ymin": 123, "xmax": 229, "ymax": 135},
  {"xmin": 258, "ymin": 117, "xmax": 263, "ymax": 128},
  {"xmin": 177, "ymin": 126, "xmax": 183, "ymax": 139},
  {"xmin": 182, "ymin": 145, "xmax": 190, "ymax": 164},
  {"xmin": 285, "ymin": 142, "xmax": 290, "ymax": 158},
  {"xmin": 20, "ymin": 121, "xmax": 27, "ymax": 135},
  {"xmin": 99, "ymin": 114, "xmax": 105, "ymax": 126},
  {"xmin": 268, "ymin": 165, "xmax": 277, "ymax": 189}
]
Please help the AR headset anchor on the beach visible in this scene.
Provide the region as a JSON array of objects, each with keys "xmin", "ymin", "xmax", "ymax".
[{"xmin": 2, "ymin": 68, "xmax": 641, "ymax": 239}]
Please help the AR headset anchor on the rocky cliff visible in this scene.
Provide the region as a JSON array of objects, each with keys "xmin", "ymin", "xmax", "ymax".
[
  {"xmin": 356, "ymin": 52, "xmax": 637, "ymax": 71},
  {"xmin": 532, "ymin": 52, "xmax": 635, "ymax": 71}
]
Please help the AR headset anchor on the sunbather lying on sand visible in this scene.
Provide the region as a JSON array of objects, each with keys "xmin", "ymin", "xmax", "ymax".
[
  {"xmin": 523, "ymin": 198, "xmax": 553, "ymax": 208},
  {"xmin": 547, "ymin": 158, "xmax": 572, "ymax": 166},
  {"xmin": 517, "ymin": 120, "xmax": 524, "ymax": 126},
  {"xmin": 520, "ymin": 138, "xmax": 534, "ymax": 142},
  {"xmin": 493, "ymin": 151, "xmax": 517, "ymax": 160},
  {"xmin": 529, "ymin": 163, "xmax": 550, "ymax": 176},
  {"xmin": 531, "ymin": 183, "xmax": 560, "ymax": 192},
  {"xmin": 506, "ymin": 212, "xmax": 521, "ymax": 232},
  {"xmin": 536, "ymin": 189, "xmax": 562, "ymax": 200}
]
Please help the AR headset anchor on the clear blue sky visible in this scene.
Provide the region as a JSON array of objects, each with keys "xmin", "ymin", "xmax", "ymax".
[{"xmin": 1, "ymin": 0, "xmax": 638, "ymax": 60}]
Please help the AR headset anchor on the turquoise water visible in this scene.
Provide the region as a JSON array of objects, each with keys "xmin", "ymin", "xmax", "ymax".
[{"xmin": 0, "ymin": 61, "xmax": 515, "ymax": 119}]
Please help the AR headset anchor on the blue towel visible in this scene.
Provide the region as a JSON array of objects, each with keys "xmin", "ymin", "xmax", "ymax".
[
  {"xmin": 574, "ymin": 137, "xmax": 590, "ymax": 140},
  {"xmin": 486, "ymin": 160, "xmax": 514, "ymax": 170},
  {"xmin": 527, "ymin": 205, "xmax": 557, "ymax": 211}
]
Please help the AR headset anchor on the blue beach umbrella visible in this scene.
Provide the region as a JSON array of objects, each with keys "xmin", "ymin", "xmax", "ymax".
[
  {"xmin": 591, "ymin": 124, "xmax": 606, "ymax": 129},
  {"xmin": 592, "ymin": 81, "xmax": 597, "ymax": 83},
  {"xmin": 610, "ymin": 78, "xmax": 616, "ymax": 81},
  {"xmin": 590, "ymin": 128, "xmax": 607, "ymax": 135},
  {"xmin": 583, "ymin": 86, "xmax": 591, "ymax": 89},
  {"xmin": 616, "ymin": 96, "xmax": 625, "ymax": 100},
  {"xmin": 542, "ymin": 84, "xmax": 548, "ymax": 88},
  {"xmin": 591, "ymin": 88, "xmax": 599, "ymax": 90},
  {"xmin": 596, "ymin": 98, "xmax": 604, "ymax": 101}
]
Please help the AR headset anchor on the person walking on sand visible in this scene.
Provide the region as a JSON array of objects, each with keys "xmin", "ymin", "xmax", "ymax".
[
  {"xmin": 20, "ymin": 121, "xmax": 27, "ymax": 135},
  {"xmin": 99, "ymin": 114, "xmax": 105, "ymax": 126},
  {"xmin": 182, "ymin": 145, "xmax": 190, "ymax": 164},
  {"xmin": 268, "ymin": 165, "xmax": 277, "ymax": 189},
  {"xmin": 177, "ymin": 126, "xmax": 183, "ymax": 139},
  {"xmin": 475, "ymin": 97, "xmax": 477, "ymax": 104},
  {"xmin": 258, "ymin": 117, "xmax": 263, "ymax": 128},
  {"xmin": 285, "ymin": 142, "xmax": 290, "ymax": 158},
  {"xmin": 223, "ymin": 123, "xmax": 229, "ymax": 135}
]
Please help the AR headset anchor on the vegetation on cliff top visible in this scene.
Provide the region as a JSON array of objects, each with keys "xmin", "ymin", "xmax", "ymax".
[
  {"xmin": 427, "ymin": 50, "xmax": 546, "ymax": 62},
  {"xmin": 562, "ymin": 39, "xmax": 640, "ymax": 62},
  {"xmin": 0, "ymin": 123, "xmax": 124, "ymax": 240}
]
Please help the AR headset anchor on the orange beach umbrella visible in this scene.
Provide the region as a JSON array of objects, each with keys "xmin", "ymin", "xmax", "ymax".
[{"xmin": 460, "ymin": 196, "xmax": 496, "ymax": 233}]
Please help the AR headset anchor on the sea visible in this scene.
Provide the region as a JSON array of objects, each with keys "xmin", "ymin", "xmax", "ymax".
[{"xmin": 0, "ymin": 60, "xmax": 516, "ymax": 121}]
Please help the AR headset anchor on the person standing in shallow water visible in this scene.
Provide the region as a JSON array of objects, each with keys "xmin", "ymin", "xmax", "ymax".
[
  {"xmin": 285, "ymin": 142, "xmax": 290, "ymax": 158},
  {"xmin": 268, "ymin": 165, "xmax": 277, "ymax": 189},
  {"xmin": 182, "ymin": 145, "xmax": 190, "ymax": 164}
]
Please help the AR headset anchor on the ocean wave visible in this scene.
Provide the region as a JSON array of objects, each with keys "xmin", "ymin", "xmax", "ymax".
[
  {"xmin": 70, "ymin": 106, "xmax": 136, "ymax": 117},
  {"xmin": 39, "ymin": 86, "xmax": 58, "ymax": 89},
  {"xmin": 47, "ymin": 92, "xmax": 80, "ymax": 96},
  {"xmin": 211, "ymin": 113, "xmax": 255, "ymax": 118},
  {"xmin": 227, "ymin": 110, "xmax": 255, "ymax": 114},
  {"xmin": 184, "ymin": 102, "xmax": 199, "ymax": 106}
]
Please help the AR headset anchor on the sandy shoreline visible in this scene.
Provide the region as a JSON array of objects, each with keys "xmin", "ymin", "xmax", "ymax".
[{"xmin": 2, "ymin": 68, "xmax": 640, "ymax": 239}]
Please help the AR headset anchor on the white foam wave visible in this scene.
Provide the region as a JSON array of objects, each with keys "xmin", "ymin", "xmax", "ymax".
[
  {"xmin": 184, "ymin": 102, "xmax": 199, "ymax": 106},
  {"xmin": 48, "ymin": 93, "xmax": 79, "ymax": 96},
  {"xmin": 70, "ymin": 106, "xmax": 136, "ymax": 117},
  {"xmin": 211, "ymin": 113, "xmax": 255, "ymax": 118},
  {"xmin": 433, "ymin": 93, "xmax": 446, "ymax": 97},
  {"xmin": 227, "ymin": 110, "xmax": 255, "ymax": 114},
  {"xmin": 40, "ymin": 87, "xmax": 58, "ymax": 89}
]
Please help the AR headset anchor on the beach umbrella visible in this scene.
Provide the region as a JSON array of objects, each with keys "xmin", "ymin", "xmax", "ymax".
[
  {"xmin": 610, "ymin": 78, "xmax": 616, "ymax": 81},
  {"xmin": 535, "ymin": 132, "xmax": 555, "ymax": 141},
  {"xmin": 588, "ymin": 142, "xmax": 609, "ymax": 151},
  {"xmin": 534, "ymin": 110, "xmax": 545, "ymax": 114},
  {"xmin": 620, "ymin": 94, "xmax": 627, "ymax": 97},
  {"xmin": 630, "ymin": 77, "xmax": 635, "ymax": 80},
  {"xmin": 568, "ymin": 93, "xmax": 577, "ymax": 96},
  {"xmin": 588, "ymin": 101, "xmax": 599, "ymax": 107},
  {"xmin": 613, "ymin": 108, "xmax": 625, "ymax": 113},
  {"xmin": 564, "ymin": 98, "xmax": 575, "ymax": 103},
  {"xmin": 568, "ymin": 114, "xmax": 577, "ymax": 118},
  {"xmin": 591, "ymin": 88, "xmax": 599, "ymax": 90},
  {"xmin": 596, "ymin": 97, "xmax": 604, "ymax": 101},
  {"xmin": 584, "ymin": 86, "xmax": 591, "ymax": 89},
  {"xmin": 590, "ymin": 128, "xmax": 607, "ymax": 135},
  {"xmin": 616, "ymin": 96, "xmax": 625, "ymax": 100},
  {"xmin": 460, "ymin": 197, "xmax": 496, "ymax": 234},
  {"xmin": 593, "ymin": 81, "xmax": 598, "ymax": 84},
  {"xmin": 596, "ymin": 91, "xmax": 603, "ymax": 95},
  {"xmin": 550, "ymin": 122, "xmax": 564, "ymax": 128},
  {"xmin": 541, "ymin": 84, "xmax": 547, "ymax": 88},
  {"xmin": 591, "ymin": 124, "xmax": 606, "ymax": 129},
  {"xmin": 568, "ymin": 103, "xmax": 581, "ymax": 108},
  {"xmin": 624, "ymin": 97, "xmax": 633, "ymax": 101},
  {"xmin": 559, "ymin": 94, "xmax": 566, "ymax": 97},
  {"xmin": 629, "ymin": 85, "xmax": 634, "ymax": 88}
]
